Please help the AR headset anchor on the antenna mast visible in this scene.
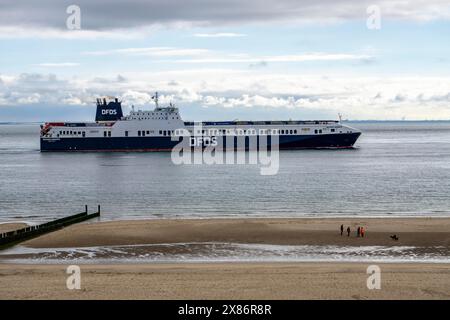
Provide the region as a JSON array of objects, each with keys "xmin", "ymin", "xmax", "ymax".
[{"xmin": 152, "ymin": 92, "xmax": 159, "ymax": 108}]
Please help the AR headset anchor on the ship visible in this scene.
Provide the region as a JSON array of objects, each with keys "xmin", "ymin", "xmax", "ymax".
[{"xmin": 40, "ymin": 93, "xmax": 361, "ymax": 152}]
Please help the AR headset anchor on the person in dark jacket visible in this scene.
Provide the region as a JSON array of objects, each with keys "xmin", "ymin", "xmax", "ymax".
[
  {"xmin": 340, "ymin": 224, "xmax": 344, "ymax": 236},
  {"xmin": 347, "ymin": 226, "xmax": 351, "ymax": 237},
  {"xmin": 357, "ymin": 226, "xmax": 361, "ymax": 237}
]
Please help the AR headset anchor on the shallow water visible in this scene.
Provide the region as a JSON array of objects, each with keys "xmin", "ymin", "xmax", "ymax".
[{"xmin": 1, "ymin": 242, "xmax": 449, "ymax": 264}]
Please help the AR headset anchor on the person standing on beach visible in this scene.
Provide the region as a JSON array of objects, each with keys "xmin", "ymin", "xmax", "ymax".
[
  {"xmin": 340, "ymin": 224, "xmax": 344, "ymax": 236},
  {"xmin": 357, "ymin": 226, "xmax": 361, "ymax": 237},
  {"xmin": 347, "ymin": 226, "xmax": 351, "ymax": 237},
  {"xmin": 361, "ymin": 227, "xmax": 365, "ymax": 238}
]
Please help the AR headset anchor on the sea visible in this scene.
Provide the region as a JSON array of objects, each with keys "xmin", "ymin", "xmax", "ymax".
[
  {"xmin": 1, "ymin": 121, "xmax": 450, "ymax": 223},
  {"xmin": 1, "ymin": 121, "xmax": 450, "ymax": 263}
]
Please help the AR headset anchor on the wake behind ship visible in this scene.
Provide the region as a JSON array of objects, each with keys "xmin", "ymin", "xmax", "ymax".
[{"xmin": 40, "ymin": 93, "xmax": 361, "ymax": 152}]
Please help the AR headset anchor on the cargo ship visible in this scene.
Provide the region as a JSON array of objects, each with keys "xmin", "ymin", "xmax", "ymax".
[{"xmin": 40, "ymin": 93, "xmax": 361, "ymax": 151}]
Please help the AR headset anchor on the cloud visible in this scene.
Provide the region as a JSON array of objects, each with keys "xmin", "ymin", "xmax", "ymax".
[
  {"xmin": 1, "ymin": 71, "xmax": 450, "ymax": 120},
  {"xmin": 193, "ymin": 32, "xmax": 246, "ymax": 37},
  {"xmin": 33, "ymin": 63, "xmax": 80, "ymax": 67},
  {"xmin": 83, "ymin": 47, "xmax": 211, "ymax": 57},
  {"xmin": 82, "ymin": 47, "xmax": 373, "ymax": 65},
  {"xmin": 249, "ymin": 61, "xmax": 268, "ymax": 68},
  {"xmin": 0, "ymin": 0, "xmax": 449, "ymax": 38},
  {"xmin": 171, "ymin": 53, "xmax": 373, "ymax": 64}
]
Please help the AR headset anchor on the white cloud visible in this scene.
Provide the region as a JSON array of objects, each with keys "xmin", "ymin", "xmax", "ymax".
[
  {"xmin": 172, "ymin": 53, "xmax": 373, "ymax": 63},
  {"xmin": 193, "ymin": 33, "xmax": 246, "ymax": 37},
  {"xmin": 1, "ymin": 71, "xmax": 450, "ymax": 120},
  {"xmin": 83, "ymin": 47, "xmax": 211, "ymax": 57},
  {"xmin": 83, "ymin": 47, "xmax": 373, "ymax": 64},
  {"xmin": 33, "ymin": 63, "xmax": 80, "ymax": 67}
]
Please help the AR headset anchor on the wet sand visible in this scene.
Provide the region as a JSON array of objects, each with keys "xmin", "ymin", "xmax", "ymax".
[
  {"xmin": 0, "ymin": 262, "xmax": 449, "ymax": 299},
  {"xmin": 21, "ymin": 217, "xmax": 450, "ymax": 248},
  {"xmin": 0, "ymin": 223, "xmax": 28, "ymax": 233}
]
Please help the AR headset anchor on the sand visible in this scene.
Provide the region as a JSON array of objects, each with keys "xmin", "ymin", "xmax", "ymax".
[
  {"xmin": 0, "ymin": 217, "xmax": 449, "ymax": 300},
  {"xmin": 0, "ymin": 222, "xmax": 28, "ymax": 233},
  {"xmin": 21, "ymin": 217, "xmax": 450, "ymax": 248},
  {"xmin": 0, "ymin": 262, "xmax": 449, "ymax": 300}
]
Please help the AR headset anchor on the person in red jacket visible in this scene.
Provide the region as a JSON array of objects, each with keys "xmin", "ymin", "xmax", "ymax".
[{"xmin": 361, "ymin": 226, "xmax": 365, "ymax": 238}]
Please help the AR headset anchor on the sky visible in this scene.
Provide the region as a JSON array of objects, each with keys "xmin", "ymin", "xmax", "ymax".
[{"xmin": 1, "ymin": 0, "xmax": 450, "ymax": 121}]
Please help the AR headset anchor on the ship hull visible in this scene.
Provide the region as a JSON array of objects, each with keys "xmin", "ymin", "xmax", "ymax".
[{"xmin": 40, "ymin": 132, "xmax": 361, "ymax": 152}]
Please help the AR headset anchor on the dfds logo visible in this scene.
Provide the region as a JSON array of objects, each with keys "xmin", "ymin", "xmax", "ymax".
[
  {"xmin": 102, "ymin": 109, "xmax": 117, "ymax": 115},
  {"xmin": 190, "ymin": 136, "xmax": 218, "ymax": 147}
]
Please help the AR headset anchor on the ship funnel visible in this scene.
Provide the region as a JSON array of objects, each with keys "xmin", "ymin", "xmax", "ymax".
[{"xmin": 95, "ymin": 97, "xmax": 123, "ymax": 122}]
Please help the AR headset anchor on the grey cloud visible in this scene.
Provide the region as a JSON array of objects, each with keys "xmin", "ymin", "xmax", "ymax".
[
  {"xmin": 248, "ymin": 61, "xmax": 268, "ymax": 68},
  {"xmin": 167, "ymin": 80, "xmax": 179, "ymax": 86},
  {"xmin": 1, "ymin": 0, "xmax": 449, "ymax": 31}
]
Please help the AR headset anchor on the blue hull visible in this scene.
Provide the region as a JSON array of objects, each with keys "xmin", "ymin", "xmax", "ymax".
[{"xmin": 40, "ymin": 133, "xmax": 361, "ymax": 152}]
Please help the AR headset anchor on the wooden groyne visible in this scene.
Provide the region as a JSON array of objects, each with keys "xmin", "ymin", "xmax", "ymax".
[{"xmin": 0, "ymin": 205, "xmax": 100, "ymax": 248}]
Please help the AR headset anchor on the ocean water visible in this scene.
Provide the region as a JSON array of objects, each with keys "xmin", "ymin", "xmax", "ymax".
[{"xmin": 1, "ymin": 122, "xmax": 450, "ymax": 223}]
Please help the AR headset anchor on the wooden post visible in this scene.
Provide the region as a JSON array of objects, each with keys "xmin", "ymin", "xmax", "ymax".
[
  {"xmin": 97, "ymin": 205, "xmax": 101, "ymax": 215},
  {"xmin": 85, "ymin": 205, "xmax": 88, "ymax": 214}
]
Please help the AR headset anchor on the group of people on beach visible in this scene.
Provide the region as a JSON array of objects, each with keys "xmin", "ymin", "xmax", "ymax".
[{"xmin": 340, "ymin": 224, "xmax": 365, "ymax": 237}]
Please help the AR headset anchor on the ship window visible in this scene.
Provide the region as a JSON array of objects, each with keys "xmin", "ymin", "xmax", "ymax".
[
  {"xmin": 331, "ymin": 129, "xmax": 335, "ymax": 132},
  {"xmin": 142, "ymin": 131, "xmax": 145, "ymax": 137},
  {"xmin": 294, "ymin": 129, "xmax": 297, "ymax": 134},
  {"xmin": 146, "ymin": 131, "xmax": 150, "ymax": 135},
  {"xmin": 314, "ymin": 130, "xmax": 318, "ymax": 134},
  {"xmin": 319, "ymin": 130, "xmax": 322, "ymax": 134},
  {"xmin": 82, "ymin": 132, "xmax": 85, "ymax": 137},
  {"xmin": 138, "ymin": 130, "xmax": 141, "ymax": 136},
  {"xmin": 125, "ymin": 131, "xmax": 128, "ymax": 137},
  {"xmin": 104, "ymin": 131, "xmax": 107, "ymax": 137},
  {"xmin": 108, "ymin": 131, "xmax": 111, "ymax": 137},
  {"xmin": 159, "ymin": 130, "xmax": 162, "ymax": 135},
  {"xmin": 163, "ymin": 130, "xmax": 167, "ymax": 136}
]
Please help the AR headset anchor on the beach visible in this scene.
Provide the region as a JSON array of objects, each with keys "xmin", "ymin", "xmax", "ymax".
[
  {"xmin": 18, "ymin": 217, "xmax": 450, "ymax": 248},
  {"xmin": 0, "ymin": 217, "xmax": 449, "ymax": 299},
  {"xmin": 0, "ymin": 263, "xmax": 449, "ymax": 299}
]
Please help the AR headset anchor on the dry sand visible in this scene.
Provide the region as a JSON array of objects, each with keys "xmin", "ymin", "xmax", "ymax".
[
  {"xmin": 21, "ymin": 217, "xmax": 450, "ymax": 248},
  {"xmin": 0, "ymin": 262, "xmax": 449, "ymax": 300}
]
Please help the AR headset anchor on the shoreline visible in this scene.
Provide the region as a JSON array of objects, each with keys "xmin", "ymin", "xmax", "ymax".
[
  {"xmin": 16, "ymin": 217, "xmax": 450, "ymax": 248},
  {"xmin": 0, "ymin": 217, "xmax": 448, "ymax": 265},
  {"xmin": 1, "ymin": 217, "xmax": 449, "ymax": 299}
]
